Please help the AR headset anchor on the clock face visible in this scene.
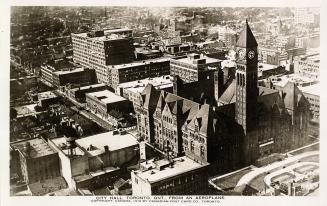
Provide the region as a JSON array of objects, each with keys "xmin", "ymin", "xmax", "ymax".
[
  {"xmin": 238, "ymin": 49, "xmax": 246, "ymax": 60},
  {"xmin": 248, "ymin": 50, "xmax": 256, "ymax": 59}
]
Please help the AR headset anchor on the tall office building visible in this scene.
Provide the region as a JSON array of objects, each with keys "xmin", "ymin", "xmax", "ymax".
[{"xmin": 71, "ymin": 29, "xmax": 135, "ymax": 86}]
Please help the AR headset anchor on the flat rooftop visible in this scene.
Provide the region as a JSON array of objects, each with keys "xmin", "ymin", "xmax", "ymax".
[
  {"xmin": 259, "ymin": 63, "xmax": 280, "ymax": 71},
  {"xmin": 135, "ymin": 156, "xmax": 208, "ymax": 183},
  {"xmin": 51, "ymin": 137, "xmax": 85, "ymax": 157},
  {"xmin": 47, "ymin": 59, "xmax": 76, "ymax": 70},
  {"xmin": 118, "ymin": 75, "xmax": 173, "ymax": 93},
  {"xmin": 76, "ymin": 131, "xmax": 138, "ymax": 156},
  {"xmin": 53, "ymin": 67, "xmax": 89, "ymax": 75},
  {"xmin": 272, "ymin": 74, "xmax": 317, "ymax": 88},
  {"xmin": 11, "ymin": 138, "xmax": 57, "ymax": 158},
  {"xmin": 299, "ymin": 83, "xmax": 320, "ymax": 96},
  {"xmin": 73, "ymin": 28, "xmax": 132, "ymax": 38},
  {"xmin": 38, "ymin": 91, "xmax": 57, "ymax": 99},
  {"xmin": 15, "ymin": 103, "xmax": 37, "ymax": 116},
  {"xmin": 109, "ymin": 58, "xmax": 170, "ymax": 70},
  {"xmin": 70, "ymin": 83, "xmax": 106, "ymax": 92},
  {"xmin": 73, "ymin": 166, "xmax": 120, "ymax": 183},
  {"xmin": 86, "ymin": 90, "xmax": 127, "ymax": 104},
  {"xmin": 172, "ymin": 53, "xmax": 221, "ymax": 65}
]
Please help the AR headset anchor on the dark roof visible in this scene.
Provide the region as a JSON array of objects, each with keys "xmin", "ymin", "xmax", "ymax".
[
  {"xmin": 219, "ymin": 79, "xmax": 236, "ymax": 105},
  {"xmin": 236, "ymin": 20, "xmax": 258, "ymax": 48},
  {"xmin": 187, "ymin": 104, "xmax": 212, "ymax": 135},
  {"xmin": 141, "ymin": 84, "xmax": 160, "ymax": 109}
]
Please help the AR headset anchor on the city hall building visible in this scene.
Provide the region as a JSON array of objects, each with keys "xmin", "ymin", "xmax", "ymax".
[{"xmin": 133, "ymin": 21, "xmax": 311, "ymax": 195}]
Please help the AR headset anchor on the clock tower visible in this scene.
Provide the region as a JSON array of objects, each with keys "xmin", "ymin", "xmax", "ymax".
[{"xmin": 235, "ymin": 20, "xmax": 259, "ymax": 134}]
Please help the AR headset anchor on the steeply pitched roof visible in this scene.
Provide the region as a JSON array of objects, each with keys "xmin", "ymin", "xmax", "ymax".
[
  {"xmin": 219, "ymin": 79, "xmax": 236, "ymax": 105},
  {"xmin": 236, "ymin": 20, "xmax": 258, "ymax": 48},
  {"xmin": 141, "ymin": 84, "xmax": 160, "ymax": 109},
  {"xmin": 187, "ymin": 104, "xmax": 212, "ymax": 135}
]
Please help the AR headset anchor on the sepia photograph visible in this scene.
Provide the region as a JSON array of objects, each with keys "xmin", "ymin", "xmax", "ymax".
[{"xmin": 1, "ymin": 0, "xmax": 325, "ymax": 205}]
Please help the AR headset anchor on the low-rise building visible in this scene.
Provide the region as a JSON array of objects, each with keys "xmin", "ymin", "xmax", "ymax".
[
  {"xmin": 116, "ymin": 75, "xmax": 173, "ymax": 106},
  {"xmin": 48, "ymin": 131, "xmax": 139, "ymax": 190},
  {"xmin": 52, "ymin": 67, "xmax": 97, "ymax": 89},
  {"xmin": 258, "ymin": 47, "xmax": 288, "ymax": 65},
  {"xmin": 299, "ymin": 83, "xmax": 320, "ymax": 119},
  {"xmin": 131, "ymin": 156, "xmax": 209, "ymax": 195},
  {"xmin": 86, "ymin": 90, "xmax": 133, "ymax": 126},
  {"xmin": 10, "ymin": 138, "xmax": 61, "ymax": 184},
  {"xmin": 38, "ymin": 91, "xmax": 59, "ymax": 108},
  {"xmin": 270, "ymin": 73, "xmax": 318, "ymax": 90},
  {"xmin": 294, "ymin": 54, "xmax": 319, "ymax": 81},
  {"xmin": 40, "ymin": 59, "xmax": 77, "ymax": 87},
  {"xmin": 67, "ymin": 83, "xmax": 108, "ymax": 103},
  {"xmin": 170, "ymin": 53, "xmax": 221, "ymax": 83},
  {"xmin": 258, "ymin": 64, "xmax": 287, "ymax": 79},
  {"xmin": 109, "ymin": 58, "xmax": 170, "ymax": 89}
]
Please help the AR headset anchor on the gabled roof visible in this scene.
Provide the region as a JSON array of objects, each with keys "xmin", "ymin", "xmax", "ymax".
[
  {"xmin": 236, "ymin": 20, "xmax": 258, "ymax": 48},
  {"xmin": 141, "ymin": 84, "xmax": 160, "ymax": 109},
  {"xmin": 219, "ymin": 79, "xmax": 236, "ymax": 105},
  {"xmin": 257, "ymin": 88, "xmax": 285, "ymax": 115},
  {"xmin": 156, "ymin": 93, "xmax": 166, "ymax": 112}
]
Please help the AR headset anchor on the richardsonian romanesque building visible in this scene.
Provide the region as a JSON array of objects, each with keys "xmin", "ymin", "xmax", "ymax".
[{"xmin": 132, "ymin": 21, "xmax": 311, "ymax": 195}]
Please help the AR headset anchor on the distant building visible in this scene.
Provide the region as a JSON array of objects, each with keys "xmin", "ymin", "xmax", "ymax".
[
  {"xmin": 116, "ymin": 75, "xmax": 173, "ymax": 106},
  {"xmin": 294, "ymin": 8, "xmax": 317, "ymax": 25},
  {"xmin": 258, "ymin": 64, "xmax": 287, "ymax": 79},
  {"xmin": 164, "ymin": 43, "xmax": 196, "ymax": 55},
  {"xmin": 275, "ymin": 35, "xmax": 295, "ymax": 49},
  {"xmin": 170, "ymin": 53, "xmax": 221, "ymax": 83},
  {"xmin": 131, "ymin": 156, "xmax": 210, "ymax": 195},
  {"xmin": 10, "ymin": 138, "xmax": 61, "ymax": 184},
  {"xmin": 271, "ymin": 73, "xmax": 318, "ymax": 90},
  {"xmin": 295, "ymin": 34, "xmax": 320, "ymax": 49},
  {"xmin": 109, "ymin": 58, "xmax": 170, "ymax": 89},
  {"xmin": 40, "ymin": 59, "xmax": 77, "ymax": 87},
  {"xmin": 71, "ymin": 29, "xmax": 135, "ymax": 85},
  {"xmin": 218, "ymin": 27, "xmax": 237, "ymax": 48},
  {"xmin": 52, "ymin": 67, "xmax": 97, "ymax": 89},
  {"xmin": 299, "ymin": 83, "xmax": 320, "ymax": 120},
  {"xmin": 258, "ymin": 47, "xmax": 288, "ymax": 65},
  {"xmin": 67, "ymin": 83, "xmax": 108, "ymax": 103},
  {"xmin": 135, "ymin": 48, "xmax": 163, "ymax": 60},
  {"xmin": 48, "ymin": 131, "xmax": 138, "ymax": 190},
  {"xmin": 294, "ymin": 54, "xmax": 320, "ymax": 80}
]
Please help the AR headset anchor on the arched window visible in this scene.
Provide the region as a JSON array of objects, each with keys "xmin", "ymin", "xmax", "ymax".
[
  {"xmin": 200, "ymin": 146, "xmax": 205, "ymax": 157},
  {"xmin": 190, "ymin": 141, "xmax": 194, "ymax": 152}
]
